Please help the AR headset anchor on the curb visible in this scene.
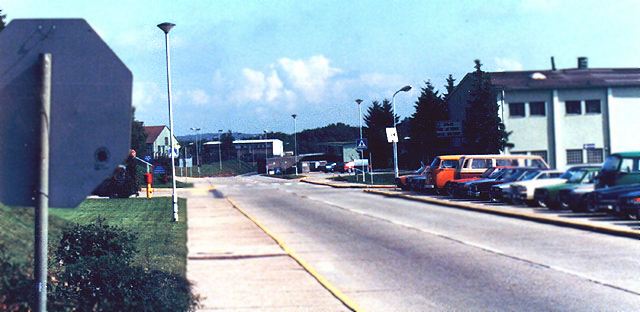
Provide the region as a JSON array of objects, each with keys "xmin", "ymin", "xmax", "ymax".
[
  {"xmin": 300, "ymin": 178, "xmax": 396, "ymax": 189},
  {"xmin": 364, "ymin": 189, "xmax": 640, "ymax": 240},
  {"xmin": 225, "ymin": 197, "xmax": 362, "ymax": 312}
]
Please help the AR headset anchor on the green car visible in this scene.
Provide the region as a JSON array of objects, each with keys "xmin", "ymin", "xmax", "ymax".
[{"xmin": 533, "ymin": 165, "xmax": 600, "ymax": 210}]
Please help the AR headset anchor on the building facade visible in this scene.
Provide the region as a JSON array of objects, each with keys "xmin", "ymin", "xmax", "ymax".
[
  {"xmin": 447, "ymin": 58, "xmax": 640, "ymax": 169},
  {"xmin": 144, "ymin": 125, "xmax": 181, "ymax": 158},
  {"xmin": 202, "ymin": 139, "xmax": 284, "ymax": 163}
]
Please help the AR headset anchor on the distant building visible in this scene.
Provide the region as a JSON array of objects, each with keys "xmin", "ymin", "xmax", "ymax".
[
  {"xmin": 144, "ymin": 125, "xmax": 181, "ymax": 158},
  {"xmin": 202, "ymin": 139, "xmax": 284, "ymax": 163},
  {"xmin": 317, "ymin": 142, "xmax": 361, "ymax": 162},
  {"xmin": 447, "ymin": 57, "xmax": 640, "ymax": 169}
]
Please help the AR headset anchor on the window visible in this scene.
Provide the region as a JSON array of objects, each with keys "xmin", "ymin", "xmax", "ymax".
[
  {"xmin": 471, "ymin": 159, "xmax": 491, "ymax": 169},
  {"xmin": 585, "ymin": 99, "xmax": 601, "ymax": 114},
  {"xmin": 509, "ymin": 102, "xmax": 525, "ymax": 117},
  {"xmin": 164, "ymin": 137, "xmax": 169, "ymax": 145},
  {"xmin": 565, "ymin": 100, "xmax": 581, "ymax": 115},
  {"xmin": 530, "ymin": 150, "xmax": 548, "ymax": 163},
  {"xmin": 586, "ymin": 148, "xmax": 603, "ymax": 163},
  {"xmin": 529, "ymin": 102, "xmax": 546, "ymax": 116},
  {"xmin": 566, "ymin": 149, "xmax": 583, "ymax": 164}
]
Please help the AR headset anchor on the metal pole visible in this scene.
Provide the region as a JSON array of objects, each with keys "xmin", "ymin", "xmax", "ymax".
[
  {"xmin": 357, "ymin": 99, "xmax": 365, "ymax": 181},
  {"xmin": 292, "ymin": 114, "xmax": 298, "ymax": 175},
  {"xmin": 218, "ymin": 130, "xmax": 223, "ymax": 171},
  {"xmin": 35, "ymin": 53, "xmax": 51, "ymax": 312},
  {"xmin": 392, "ymin": 93, "xmax": 399, "ymax": 178},
  {"xmin": 369, "ymin": 152, "xmax": 374, "ymax": 185},
  {"xmin": 264, "ymin": 131, "xmax": 268, "ymax": 174},
  {"xmin": 158, "ymin": 23, "xmax": 179, "ymax": 222}
]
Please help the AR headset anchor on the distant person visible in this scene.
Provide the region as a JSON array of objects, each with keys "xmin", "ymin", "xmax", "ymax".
[{"xmin": 126, "ymin": 149, "xmax": 139, "ymax": 197}]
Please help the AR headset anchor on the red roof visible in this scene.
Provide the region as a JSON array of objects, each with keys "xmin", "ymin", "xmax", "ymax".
[{"xmin": 144, "ymin": 126, "xmax": 166, "ymax": 144}]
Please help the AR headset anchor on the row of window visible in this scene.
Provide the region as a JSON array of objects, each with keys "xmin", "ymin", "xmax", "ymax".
[
  {"xmin": 508, "ymin": 99, "xmax": 601, "ymax": 118},
  {"xmin": 511, "ymin": 149, "xmax": 603, "ymax": 165}
]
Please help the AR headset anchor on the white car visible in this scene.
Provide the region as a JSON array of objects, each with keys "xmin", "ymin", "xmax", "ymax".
[
  {"xmin": 509, "ymin": 170, "xmax": 565, "ymax": 205},
  {"xmin": 491, "ymin": 169, "xmax": 559, "ymax": 202}
]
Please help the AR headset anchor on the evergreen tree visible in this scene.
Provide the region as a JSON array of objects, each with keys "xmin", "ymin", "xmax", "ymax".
[
  {"xmin": 130, "ymin": 108, "xmax": 147, "ymax": 155},
  {"xmin": 443, "ymin": 74, "xmax": 456, "ymax": 102},
  {"xmin": 220, "ymin": 130, "xmax": 235, "ymax": 160},
  {"xmin": 363, "ymin": 99, "xmax": 397, "ymax": 169},
  {"xmin": 463, "ymin": 60, "xmax": 511, "ymax": 153},
  {"xmin": 409, "ymin": 81, "xmax": 446, "ymax": 165},
  {"xmin": 0, "ymin": 9, "xmax": 6, "ymax": 32}
]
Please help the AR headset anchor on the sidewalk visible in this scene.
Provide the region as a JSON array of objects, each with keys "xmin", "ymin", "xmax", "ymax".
[{"xmin": 184, "ymin": 179, "xmax": 349, "ymax": 311}]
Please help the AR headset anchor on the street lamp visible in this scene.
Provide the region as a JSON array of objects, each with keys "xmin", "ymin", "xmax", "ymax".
[
  {"xmin": 263, "ymin": 130, "xmax": 269, "ymax": 174},
  {"xmin": 391, "ymin": 85, "xmax": 412, "ymax": 178},
  {"xmin": 190, "ymin": 127, "xmax": 201, "ymax": 177},
  {"xmin": 158, "ymin": 22, "xmax": 179, "ymax": 222},
  {"xmin": 355, "ymin": 99, "xmax": 365, "ymax": 181},
  {"xmin": 292, "ymin": 114, "xmax": 298, "ymax": 175},
  {"xmin": 218, "ymin": 129, "xmax": 223, "ymax": 171}
]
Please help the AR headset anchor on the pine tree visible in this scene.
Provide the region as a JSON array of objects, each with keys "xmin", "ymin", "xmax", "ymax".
[
  {"xmin": 220, "ymin": 130, "xmax": 235, "ymax": 160},
  {"xmin": 130, "ymin": 107, "xmax": 147, "ymax": 155},
  {"xmin": 363, "ymin": 100, "xmax": 397, "ymax": 169},
  {"xmin": 409, "ymin": 81, "xmax": 446, "ymax": 165},
  {"xmin": 0, "ymin": 9, "xmax": 6, "ymax": 32},
  {"xmin": 463, "ymin": 60, "xmax": 511, "ymax": 153}
]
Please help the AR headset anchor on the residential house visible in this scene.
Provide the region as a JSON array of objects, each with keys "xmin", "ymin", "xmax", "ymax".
[{"xmin": 144, "ymin": 125, "xmax": 181, "ymax": 158}]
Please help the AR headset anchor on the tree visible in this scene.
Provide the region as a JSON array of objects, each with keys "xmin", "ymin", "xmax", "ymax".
[
  {"xmin": 363, "ymin": 99, "xmax": 397, "ymax": 169},
  {"xmin": 0, "ymin": 9, "xmax": 6, "ymax": 32},
  {"xmin": 443, "ymin": 74, "xmax": 456, "ymax": 101},
  {"xmin": 220, "ymin": 130, "xmax": 235, "ymax": 160},
  {"xmin": 409, "ymin": 81, "xmax": 447, "ymax": 165},
  {"xmin": 462, "ymin": 60, "xmax": 511, "ymax": 153},
  {"xmin": 130, "ymin": 108, "xmax": 147, "ymax": 155}
]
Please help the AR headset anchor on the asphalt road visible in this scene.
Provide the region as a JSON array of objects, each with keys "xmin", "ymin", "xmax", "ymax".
[{"xmin": 213, "ymin": 175, "xmax": 640, "ymax": 311}]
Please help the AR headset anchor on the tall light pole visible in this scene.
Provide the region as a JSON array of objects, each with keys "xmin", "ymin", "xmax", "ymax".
[
  {"xmin": 190, "ymin": 127, "xmax": 201, "ymax": 177},
  {"xmin": 292, "ymin": 114, "xmax": 298, "ymax": 175},
  {"xmin": 263, "ymin": 130, "xmax": 269, "ymax": 174},
  {"xmin": 391, "ymin": 85, "xmax": 412, "ymax": 178},
  {"xmin": 218, "ymin": 129, "xmax": 223, "ymax": 171},
  {"xmin": 158, "ymin": 22, "xmax": 179, "ymax": 222},
  {"xmin": 355, "ymin": 99, "xmax": 365, "ymax": 181}
]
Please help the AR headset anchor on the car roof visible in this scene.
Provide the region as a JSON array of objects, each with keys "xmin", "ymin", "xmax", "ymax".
[{"xmin": 610, "ymin": 152, "xmax": 640, "ymax": 158}]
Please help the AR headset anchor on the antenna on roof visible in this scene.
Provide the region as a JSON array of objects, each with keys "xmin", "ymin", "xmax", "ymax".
[{"xmin": 550, "ymin": 56, "xmax": 557, "ymax": 71}]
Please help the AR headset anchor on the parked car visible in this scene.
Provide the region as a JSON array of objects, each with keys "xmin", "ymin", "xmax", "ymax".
[
  {"xmin": 508, "ymin": 170, "xmax": 565, "ymax": 206},
  {"xmin": 585, "ymin": 183, "xmax": 640, "ymax": 214},
  {"xmin": 421, "ymin": 155, "xmax": 463, "ymax": 192},
  {"xmin": 468, "ymin": 167, "xmax": 543, "ymax": 200},
  {"xmin": 454, "ymin": 154, "xmax": 549, "ymax": 180},
  {"xmin": 616, "ymin": 190, "xmax": 640, "ymax": 220},
  {"xmin": 560, "ymin": 184, "xmax": 595, "ymax": 213},
  {"xmin": 445, "ymin": 167, "xmax": 509, "ymax": 197},
  {"xmin": 533, "ymin": 165, "xmax": 600, "ymax": 210},
  {"xmin": 322, "ymin": 162, "xmax": 337, "ymax": 173},
  {"xmin": 396, "ymin": 163, "xmax": 427, "ymax": 190}
]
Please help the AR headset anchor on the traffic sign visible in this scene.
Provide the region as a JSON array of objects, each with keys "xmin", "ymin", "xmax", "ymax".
[
  {"xmin": 583, "ymin": 143, "xmax": 596, "ymax": 150},
  {"xmin": 154, "ymin": 166, "xmax": 166, "ymax": 174},
  {"xmin": 0, "ymin": 19, "xmax": 132, "ymax": 208},
  {"xmin": 356, "ymin": 138, "xmax": 368, "ymax": 150},
  {"xmin": 386, "ymin": 127, "xmax": 399, "ymax": 143},
  {"xmin": 144, "ymin": 155, "xmax": 153, "ymax": 162},
  {"xmin": 436, "ymin": 121, "xmax": 463, "ymax": 138}
]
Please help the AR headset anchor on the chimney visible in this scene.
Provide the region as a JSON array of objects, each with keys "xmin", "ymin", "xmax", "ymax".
[
  {"xmin": 577, "ymin": 57, "xmax": 588, "ymax": 69},
  {"xmin": 550, "ymin": 56, "xmax": 556, "ymax": 71}
]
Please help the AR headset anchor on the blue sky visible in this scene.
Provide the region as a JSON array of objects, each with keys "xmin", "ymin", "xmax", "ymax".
[{"xmin": 4, "ymin": 0, "xmax": 640, "ymax": 135}]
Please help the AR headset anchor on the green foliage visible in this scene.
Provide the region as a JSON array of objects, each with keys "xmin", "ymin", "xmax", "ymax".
[
  {"xmin": 220, "ymin": 130, "xmax": 235, "ymax": 160},
  {"xmin": 296, "ymin": 123, "xmax": 358, "ymax": 154},
  {"xmin": 131, "ymin": 107, "xmax": 148, "ymax": 155},
  {"xmin": 364, "ymin": 100, "xmax": 397, "ymax": 169},
  {"xmin": 409, "ymin": 81, "xmax": 447, "ymax": 165},
  {"xmin": 0, "ymin": 9, "xmax": 6, "ymax": 32},
  {"xmin": 462, "ymin": 59, "xmax": 511, "ymax": 153},
  {"xmin": 0, "ymin": 244, "xmax": 32, "ymax": 311},
  {"xmin": 443, "ymin": 74, "xmax": 456, "ymax": 102}
]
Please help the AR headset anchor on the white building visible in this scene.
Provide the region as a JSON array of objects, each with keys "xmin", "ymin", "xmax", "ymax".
[
  {"xmin": 448, "ymin": 58, "xmax": 640, "ymax": 169},
  {"xmin": 143, "ymin": 125, "xmax": 181, "ymax": 158},
  {"xmin": 203, "ymin": 139, "xmax": 284, "ymax": 161}
]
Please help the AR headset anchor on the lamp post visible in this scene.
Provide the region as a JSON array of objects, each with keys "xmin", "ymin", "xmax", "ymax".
[
  {"xmin": 263, "ymin": 130, "xmax": 269, "ymax": 174},
  {"xmin": 218, "ymin": 129, "xmax": 223, "ymax": 171},
  {"xmin": 190, "ymin": 127, "xmax": 201, "ymax": 177},
  {"xmin": 158, "ymin": 22, "xmax": 179, "ymax": 222},
  {"xmin": 355, "ymin": 99, "xmax": 365, "ymax": 181},
  {"xmin": 391, "ymin": 85, "xmax": 412, "ymax": 178},
  {"xmin": 292, "ymin": 114, "xmax": 298, "ymax": 175}
]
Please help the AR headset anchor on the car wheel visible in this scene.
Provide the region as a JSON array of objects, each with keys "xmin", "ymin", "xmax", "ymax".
[
  {"xmin": 526, "ymin": 200, "xmax": 538, "ymax": 207},
  {"xmin": 585, "ymin": 195, "xmax": 599, "ymax": 213},
  {"xmin": 537, "ymin": 199, "xmax": 547, "ymax": 208}
]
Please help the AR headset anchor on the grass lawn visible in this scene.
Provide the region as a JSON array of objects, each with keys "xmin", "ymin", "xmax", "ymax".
[
  {"xmin": 0, "ymin": 197, "xmax": 188, "ymax": 276},
  {"xmin": 330, "ymin": 172, "xmax": 396, "ymax": 185}
]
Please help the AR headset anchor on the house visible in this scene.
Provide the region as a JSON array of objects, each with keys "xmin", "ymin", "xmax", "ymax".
[
  {"xmin": 202, "ymin": 139, "xmax": 284, "ymax": 163},
  {"xmin": 447, "ymin": 57, "xmax": 640, "ymax": 169},
  {"xmin": 144, "ymin": 125, "xmax": 181, "ymax": 158}
]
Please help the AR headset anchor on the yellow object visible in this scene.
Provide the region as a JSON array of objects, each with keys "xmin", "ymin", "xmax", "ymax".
[{"xmin": 146, "ymin": 183, "xmax": 153, "ymax": 198}]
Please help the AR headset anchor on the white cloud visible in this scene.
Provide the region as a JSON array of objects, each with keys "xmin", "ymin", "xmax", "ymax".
[
  {"xmin": 233, "ymin": 67, "xmax": 295, "ymax": 104},
  {"xmin": 132, "ymin": 81, "xmax": 162, "ymax": 111},
  {"xmin": 278, "ymin": 55, "xmax": 341, "ymax": 103},
  {"xmin": 187, "ymin": 89, "xmax": 210, "ymax": 105},
  {"xmin": 494, "ymin": 57, "xmax": 524, "ymax": 71}
]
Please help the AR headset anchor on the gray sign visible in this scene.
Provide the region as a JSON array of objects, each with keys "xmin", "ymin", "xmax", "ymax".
[
  {"xmin": 0, "ymin": 19, "xmax": 132, "ymax": 208},
  {"xmin": 436, "ymin": 121, "xmax": 463, "ymax": 138}
]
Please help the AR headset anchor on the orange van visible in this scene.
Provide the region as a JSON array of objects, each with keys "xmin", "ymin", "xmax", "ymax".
[
  {"xmin": 423, "ymin": 155, "xmax": 464, "ymax": 191},
  {"xmin": 454, "ymin": 154, "xmax": 549, "ymax": 179}
]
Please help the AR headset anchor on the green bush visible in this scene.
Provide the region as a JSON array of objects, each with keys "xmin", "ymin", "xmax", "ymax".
[{"xmin": 0, "ymin": 244, "xmax": 32, "ymax": 311}]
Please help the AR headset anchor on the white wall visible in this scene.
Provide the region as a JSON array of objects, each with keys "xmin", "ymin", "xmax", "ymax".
[
  {"xmin": 609, "ymin": 87, "xmax": 640, "ymax": 153},
  {"xmin": 502, "ymin": 90, "xmax": 552, "ymax": 154}
]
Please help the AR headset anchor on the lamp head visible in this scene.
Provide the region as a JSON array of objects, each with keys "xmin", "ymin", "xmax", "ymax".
[
  {"xmin": 157, "ymin": 22, "xmax": 175, "ymax": 34},
  {"xmin": 291, "ymin": 114, "xmax": 297, "ymax": 119},
  {"xmin": 355, "ymin": 99, "xmax": 363, "ymax": 105},
  {"xmin": 399, "ymin": 85, "xmax": 412, "ymax": 92}
]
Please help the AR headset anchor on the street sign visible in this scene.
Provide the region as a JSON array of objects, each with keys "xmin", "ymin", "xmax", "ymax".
[
  {"xmin": 386, "ymin": 128, "xmax": 399, "ymax": 143},
  {"xmin": 583, "ymin": 143, "xmax": 596, "ymax": 150},
  {"xmin": 0, "ymin": 19, "xmax": 132, "ymax": 208},
  {"xmin": 356, "ymin": 138, "xmax": 368, "ymax": 150},
  {"xmin": 154, "ymin": 166, "xmax": 166, "ymax": 174},
  {"xmin": 144, "ymin": 155, "xmax": 153, "ymax": 162},
  {"xmin": 436, "ymin": 121, "xmax": 463, "ymax": 138}
]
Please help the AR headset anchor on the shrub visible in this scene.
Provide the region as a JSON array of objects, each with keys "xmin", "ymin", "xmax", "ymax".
[{"xmin": 0, "ymin": 244, "xmax": 32, "ymax": 311}]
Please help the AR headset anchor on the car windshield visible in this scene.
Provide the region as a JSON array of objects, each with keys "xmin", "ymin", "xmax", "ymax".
[
  {"xmin": 561, "ymin": 169, "xmax": 587, "ymax": 183},
  {"xmin": 521, "ymin": 170, "xmax": 541, "ymax": 181},
  {"xmin": 429, "ymin": 157, "xmax": 441, "ymax": 168},
  {"xmin": 500, "ymin": 169, "xmax": 526, "ymax": 181},
  {"xmin": 441, "ymin": 160, "xmax": 458, "ymax": 168},
  {"xmin": 602, "ymin": 156, "xmax": 621, "ymax": 171},
  {"xmin": 481, "ymin": 167, "xmax": 497, "ymax": 178}
]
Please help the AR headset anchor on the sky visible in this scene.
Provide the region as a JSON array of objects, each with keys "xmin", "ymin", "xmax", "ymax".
[{"xmin": 3, "ymin": 0, "xmax": 640, "ymax": 136}]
